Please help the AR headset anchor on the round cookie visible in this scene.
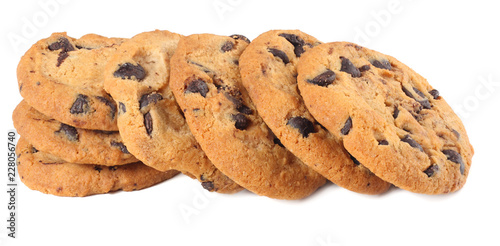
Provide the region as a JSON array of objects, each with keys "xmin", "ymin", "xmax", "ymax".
[
  {"xmin": 17, "ymin": 32, "xmax": 125, "ymax": 131},
  {"xmin": 297, "ymin": 42, "xmax": 473, "ymax": 194},
  {"xmin": 104, "ymin": 30, "xmax": 242, "ymax": 194},
  {"xmin": 16, "ymin": 137, "xmax": 178, "ymax": 197},
  {"xmin": 13, "ymin": 100, "xmax": 137, "ymax": 165},
  {"xmin": 170, "ymin": 33, "xmax": 326, "ymax": 200},
  {"xmin": 239, "ymin": 30, "xmax": 390, "ymax": 194}
]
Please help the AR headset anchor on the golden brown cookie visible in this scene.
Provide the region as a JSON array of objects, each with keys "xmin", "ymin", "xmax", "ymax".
[
  {"xmin": 103, "ymin": 30, "xmax": 242, "ymax": 194},
  {"xmin": 17, "ymin": 32, "xmax": 124, "ymax": 131},
  {"xmin": 297, "ymin": 42, "xmax": 473, "ymax": 194},
  {"xmin": 16, "ymin": 137, "xmax": 178, "ymax": 197},
  {"xmin": 239, "ymin": 30, "xmax": 391, "ymax": 194},
  {"xmin": 170, "ymin": 33, "xmax": 326, "ymax": 200},
  {"xmin": 13, "ymin": 100, "xmax": 137, "ymax": 165}
]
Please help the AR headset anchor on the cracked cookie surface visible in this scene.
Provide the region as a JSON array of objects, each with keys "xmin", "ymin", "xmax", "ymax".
[
  {"xmin": 239, "ymin": 30, "xmax": 390, "ymax": 194},
  {"xmin": 17, "ymin": 32, "xmax": 124, "ymax": 130},
  {"xmin": 297, "ymin": 42, "xmax": 473, "ymax": 194},
  {"xmin": 170, "ymin": 33, "xmax": 326, "ymax": 200},
  {"xmin": 104, "ymin": 30, "xmax": 242, "ymax": 194}
]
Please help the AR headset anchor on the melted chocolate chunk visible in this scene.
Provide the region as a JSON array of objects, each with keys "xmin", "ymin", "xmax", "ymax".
[
  {"xmin": 402, "ymin": 86, "xmax": 415, "ymax": 99},
  {"xmin": 278, "ymin": 33, "xmax": 306, "ymax": 57},
  {"xmin": 48, "ymin": 37, "xmax": 75, "ymax": 52},
  {"xmin": 429, "ymin": 89, "xmax": 440, "ymax": 99},
  {"xmin": 56, "ymin": 123, "xmax": 79, "ymax": 141},
  {"xmin": 307, "ymin": 70, "xmax": 336, "ymax": 87},
  {"xmin": 221, "ymin": 41, "xmax": 234, "ymax": 52},
  {"xmin": 371, "ymin": 59, "xmax": 392, "ymax": 70},
  {"xmin": 424, "ymin": 164, "xmax": 439, "ymax": 177},
  {"xmin": 268, "ymin": 48, "xmax": 290, "ymax": 64},
  {"xmin": 359, "ymin": 65, "xmax": 371, "ymax": 72},
  {"xmin": 31, "ymin": 146, "xmax": 39, "ymax": 153},
  {"xmin": 110, "ymin": 141, "xmax": 130, "ymax": 154},
  {"xmin": 201, "ymin": 181, "xmax": 215, "ymax": 191},
  {"xmin": 400, "ymin": 135, "xmax": 423, "ymax": 152},
  {"xmin": 287, "ymin": 116, "xmax": 316, "ymax": 138},
  {"xmin": 340, "ymin": 57, "xmax": 361, "ymax": 78},
  {"xmin": 232, "ymin": 113, "xmax": 250, "ymax": 130},
  {"xmin": 378, "ymin": 139, "xmax": 389, "ymax": 145},
  {"xmin": 412, "ymin": 87, "xmax": 431, "ymax": 109},
  {"xmin": 229, "ymin": 34, "xmax": 251, "ymax": 43},
  {"xmin": 96, "ymin": 96, "xmax": 117, "ymax": 119},
  {"xmin": 113, "ymin": 63, "xmax": 146, "ymax": 81},
  {"xmin": 144, "ymin": 112, "xmax": 153, "ymax": 136},
  {"xmin": 70, "ymin": 94, "xmax": 89, "ymax": 114},
  {"xmin": 56, "ymin": 52, "xmax": 69, "ymax": 67},
  {"xmin": 393, "ymin": 106, "xmax": 400, "ymax": 119},
  {"xmin": 340, "ymin": 117, "xmax": 352, "ymax": 135},
  {"xmin": 139, "ymin": 93, "xmax": 163, "ymax": 109},
  {"xmin": 185, "ymin": 79, "xmax": 209, "ymax": 97},
  {"xmin": 442, "ymin": 149, "xmax": 465, "ymax": 174},
  {"xmin": 119, "ymin": 102, "xmax": 126, "ymax": 114}
]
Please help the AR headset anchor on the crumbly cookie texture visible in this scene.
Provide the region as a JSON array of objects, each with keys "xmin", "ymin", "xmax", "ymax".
[
  {"xmin": 103, "ymin": 30, "xmax": 242, "ymax": 194},
  {"xmin": 17, "ymin": 32, "xmax": 124, "ymax": 131},
  {"xmin": 170, "ymin": 33, "xmax": 326, "ymax": 200},
  {"xmin": 13, "ymin": 100, "xmax": 137, "ymax": 165},
  {"xmin": 239, "ymin": 30, "xmax": 391, "ymax": 194},
  {"xmin": 16, "ymin": 137, "xmax": 178, "ymax": 197},
  {"xmin": 297, "ymin": 42, "xmax": 473, "ymax": 194}
]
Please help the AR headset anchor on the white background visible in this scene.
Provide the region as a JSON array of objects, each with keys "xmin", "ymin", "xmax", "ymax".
[{"xmin": 1, "ymin": 0, "xmax": 499, "ymax": 245}]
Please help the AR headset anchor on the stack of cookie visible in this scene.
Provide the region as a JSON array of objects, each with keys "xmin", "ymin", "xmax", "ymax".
[{"xmin": 14, "ymin": 29, "xmax": 473, "ymax": 198}]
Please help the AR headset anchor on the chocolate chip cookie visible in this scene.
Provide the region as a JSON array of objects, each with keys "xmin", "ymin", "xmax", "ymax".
[
  {"xmin": 239, "ymin": 30, "xmax": 391, "ymax": 194},
  {"xmin": 170, "ymin": 33, "xmax": 326, "ymax": 199},
  {"xmin": 13, "ymin": 100, "xmax": 137, "ymax": 165},
  {"xmin": 297, "ymin": 42, "xmax": 473, "ymax": 194},
  {"xmin": 17, "ymin": 32, "xmax": 125, "ymax": 131},
  {"xmin": 16, "ymin": 137, "xmax": 178, "ymax": 197},
  {"xmin": 104, "ymin": 30, "xmax": 242, "ymax": 194}
]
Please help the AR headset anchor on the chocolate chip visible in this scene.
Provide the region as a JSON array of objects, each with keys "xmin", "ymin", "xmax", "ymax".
[
  {"xmin": 412, "ymin": 87, "xmax": 431, "ymax": 109},
  {"xmin": 119, "ymin": 102, "xmax": 126, "ymax": 114},
  {"xmin": 232, "ymin": 113, "xmax": 250, "ymax": 130},
  {"xmin": 144, "ymin": 112, "xmax": 153, "ymax": 135},
  {"xmin": 221, "ymin": 41, "xmax": 234, "ymax": 52},
  {"xmin": 278, "ymin": 33, "xmax": 306, "ymax": 57},
  {"xmin": 393, "ymin": 106, "xmax": 400, "ymax": 119},
  {"xmin": 378, "ymin": 140, "xmax": 389, "ymax": 145},
  {"xmin": 413, "ymin": 87, "xmax": 426, "ymax": 98},
  {"xmin": 31, "ymin": 147, "xmax": 39, "ymax": 153},
  {"xmin": 70, "ymin": 94, "xmax": 89, "ymax": 114},
  {"xmin": 402, "ymin": 86, "xmax": 415, "ymax": 99},
  {"xmin": 188, "ymin": 61, "xmax": 211, "ymax": 74},
  {"xmin": 75, "ymin": 45, "xmax": 93, "ymax": 50},
  {"xmin": 452, "ymin": 129, "xmax": 461, "ymax": 139},
  {"xmin": 48, "ymin": 37, "xmax": 75, "ymax": 52},
  {"xmin": 94, "ymin": 166, "xmax": 103, "ymax": 173},
  {"xmin": 307, "ymin": 70, "xmax": 336, "ymax": 87},
  {"xmin": 108, "ymin": 166, "xmax": 118, "ymax": 171},
  {"xmin": 403, "ymin": 86, "xmax": 429, "ymax": 109},
  {"xmin": 400, "ymin": 135, "xmax": 423, "ymax": 152},
  {"xmin": 229, "ymin": 34, "xmax": 251, "ymax": 43},
  {"xmin": 371, "ymin": 59, "xmax": 392, "ymax": 70},
  {"xmin": 442, "ymin": 149, "xmax": 465, "ymax": 174},
  {"xmin": 185, "ymin": 79, "xmax": 209, "ymax": 97},
  {"xmin": 429, "ymin": 89, "xmax": 440, "ymax": 99},
  {"xmin": 56, "ymin": 123, "xmax": 79, "ymax": 142},
  {"xmin": 359, "ymin": 65, "xmax": 371, "ymax": 72},
  {"xmin": 96, "ymin": 96, "xmax": 117, "ymax": 119},
  {"xmin": 340, "ymin": 117, "xmax": 352, "ymax": 135},
  {"xmin": 113, "ymin": 63, "xmax": 146, "ymax": 81},
  {"xmin": 273, "ymin": 137, "xmax": 285, "ymax": 148},
  {"xmin": 268, "ymin": 48, "xmax": 290, "ymax": 64},
  {"xmin": 287, "ymin": 116, "xmax": 316, "ymax": 138},
  {"xmin": 110, "ymin": 141, "xmax": 130, "ymax": 154},
  {"xmin": 56, "ymin": 52, "xmax": 69, "ymax": 67},
  {"xmin": 340, "ymin": 57, "xmax": 361, "ymax": 78},
  {"xmin": 139, "ymin": 93, "xmax": 163, "ymax": 109},
  {"xmin": 201, "ymin": 181, "xmax": 215, "ymax": 191},
  {"xmin": 424, "ymin": 164, "xmax": 439, "ymax": 177}
]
